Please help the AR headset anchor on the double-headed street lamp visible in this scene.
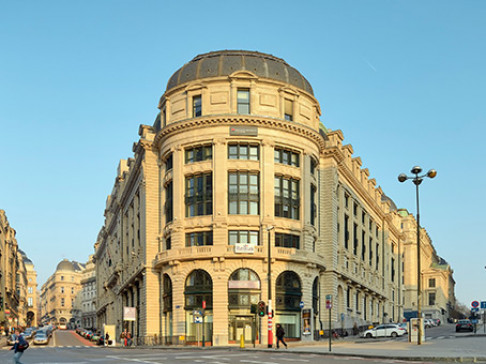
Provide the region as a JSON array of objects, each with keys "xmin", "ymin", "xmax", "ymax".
[{"xmin": 398, "ymin": 166, "xmax": 437, "ymax": 345}]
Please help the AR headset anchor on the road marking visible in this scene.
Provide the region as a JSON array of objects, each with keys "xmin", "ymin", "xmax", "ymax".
[
  {"xmin": 240, "ymin": 360, "xmax": 280, "ymax": 364},
  {"xmin": 105, "ymin": 355, "xmax": 162, "ymax": 364},
  {"xmin": 270, "ymin": 358, "xmax": 309, "ymax": 362}
]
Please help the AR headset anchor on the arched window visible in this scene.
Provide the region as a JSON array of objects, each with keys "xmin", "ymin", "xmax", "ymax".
[
  {"xmin": 228, "ymin": 268, "xmax": 260, "ymax": 308},
  {"xmin": 163, "ymin": 274, "xmax": 172, "ymax": 313},
  {"xmin": 312, "ymin": 277, "xmax": 319, "ymax": 314},
  {"xmin": 276, "ymin": 271, "xmax": 302, "ymax": 311},
  {"xmin": 184, "ymin": 270, "xmax": 212, "ymax": 309}
]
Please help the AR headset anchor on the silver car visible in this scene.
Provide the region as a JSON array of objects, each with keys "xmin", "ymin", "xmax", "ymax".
[
  {"xmin": 33, "ymin": 332, "xmax": 49, "ymax": 345},
  {"xmin": 362, "ymin": 324, "xmax": 407, "ymax": 338}
]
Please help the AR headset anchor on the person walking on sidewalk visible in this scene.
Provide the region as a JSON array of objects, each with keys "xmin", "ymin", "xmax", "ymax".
[{"xmin": 276, "ymin": 324, "xmax": 287, "ymax": 349}]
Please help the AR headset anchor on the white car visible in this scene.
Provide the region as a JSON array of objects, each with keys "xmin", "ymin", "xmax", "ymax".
[{"xmin": 362, "ymin": 324, "xmax": 407, "ymax": 338}]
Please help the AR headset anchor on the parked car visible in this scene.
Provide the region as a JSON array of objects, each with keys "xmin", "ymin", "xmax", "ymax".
[
  {"xmin": 456, "ymin": 319, "xmax": 474, "ymax": 332},
  {"xmin": 362, "ymin": 324, "xmax": 407, "ymax": 338},
  {"xmin": 7, "ymin": 334, "xmax": 17, "ymax": 346},
  {"xmin": 22, "ymin": 328, "xmax": 35, "ymax": 339},
  {"xmin": 33, "ymin": 332, "xmax": 49, "ymax": 345},
  {"xmin": 397, "ymin": 322, "xmax": 408, "ymax": 333}
]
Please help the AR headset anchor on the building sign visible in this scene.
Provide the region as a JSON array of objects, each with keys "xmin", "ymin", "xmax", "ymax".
[
  {"xmin": 228, "ymin": 280, "xmax": 260, "ymax": 289},
  {"xmin": 123, "ymin": 306, "xmax": 136, "ymax": 321},
  {"xmin": 229, "ymin": 126, "xmax": 258, "ymax": 136},
  {"xmin": 302, "ymin": 309, "xmax": 312, "ymax": 335},
  {"xmin": 234, "ymin": 244, "xmax": 255, "ymax": 254}
]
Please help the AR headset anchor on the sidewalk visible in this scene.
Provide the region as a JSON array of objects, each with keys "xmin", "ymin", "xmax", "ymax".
[{"xmin": 250, "ymin": 335, "xmax": 486, "ymax": 362}]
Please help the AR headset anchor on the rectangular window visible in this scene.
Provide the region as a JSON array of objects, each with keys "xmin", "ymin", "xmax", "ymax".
[
  {"xmin": 165, "ymin": 181, "xmax": 173, "ymax": 223},
  {"xmin": 284, "ymin": 98, "xmax": 293, "ymax": 121},
  {"xmin": 429, "ymin": 278, "xmax": 436, "ymax": 288},
  {"xmin": 391, "ymin": 257, "xmax": 395, "ymax": 282},
  {"xmin": 310, "ymin": 157, "xmax": 317, "ymax": 175},
  {"xmin": 275, "ymin": 233, "xmax": 300, "ymax": 249},
  {"xmin": 346, "ymin": 287, "xmax": 350, "ymax": 308},
  {"xmin": 185, "ymin": 173, "xmax": 213, "ymax": 217},
  {"xmin": 369, "ymin": 237, "xmax": 373, "ymax": 265},
  {"xmin": 71, "ymin": 287, "xmax": 74, "ymax": 294},
  {"xmin": 193, "ymin": 95, "xmax": 202, "ymax": 117},
  {"xmin": 429, "ymin": 292, "xmax": 436, "ymax": 306},
  {"xmin": 165, "ymin": 153, "xmax": 173, "ymax": 171},
  {"xmin": 28, "ymin": 297, "xmax": 33, "ymax": 307},
  {"xmin": 28, "ymin": 287, "xmax": 33, "ymax": 294},
  {"xmin": 186, "ymin": 231, "xmax": 213, "ymax": 247},
  {"xmin": 274, "ymin": 176, "xmax": 300, "ymax": 219},
  {"xmin": 61, "ymin": 287, "xmax": 64, "ymax": 293},
  {"xmin": 344, "ymin": 214, "xmax": 349, "ymax": 249},
  {"xmin": 237, "ymin": 89, "xmax": 250, "ymax": 114},
  {"xmin": 310, "ymin": 185, "xmax": 317, "ymax": 226},
  {"xmin": 228, "ymin": 230, "xmax": 259, "ymax": 245},
  {"xmin": 353, "ymin": 223, "xmax": 358, "ymax": 255},
  {"xmin": 376, "ymin": 243, "xmax": 380, "ymax": 269},
  {"xmin": 274, "ymin": 148, "xmax": 300, "ymax": 167},
  {"xmin": 185, "ymin": 145, "xmax": 212, "ymax": 164},
  {"xmin": 361, "ymin": 230, "xmax": 366, "ymax": 260},
  {"xmin": 61, "ymin": 298, "xmax": 65, "ymax": 307},
  {"xmin": 228, "ymin": 172, "xmax": 259, "ymax": 215},
  {"xmin": 228, "ymin": 143, "xmax": 259, "ymax": 160}
]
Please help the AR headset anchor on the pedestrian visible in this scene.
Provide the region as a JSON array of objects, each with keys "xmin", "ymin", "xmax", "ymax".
[
  {"xmin": 105, "ymin": 332, "xmax": 110, "ymax": 346},
  {"xmin": 10, "ymin": 329, "xmax": 29, "ymax": 364},
  {"xmin": 126, "ymin": 331, "xmax": 132, "ymax": 346},
  {"xmin": 120, "ymin": 330, "xmax": 126, "ymax": 346},
  {"xmin": 275, "ymin": 324, "xmax": 287, "ymax": 349}
]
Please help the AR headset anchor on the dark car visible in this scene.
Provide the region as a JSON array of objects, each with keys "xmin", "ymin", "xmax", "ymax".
[{"xmin": 456, "ymin": 319, "xmax": 473, "ymax": 332}]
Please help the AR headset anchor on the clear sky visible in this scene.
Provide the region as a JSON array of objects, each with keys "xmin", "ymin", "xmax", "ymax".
[{"xmin": 1, "ymin": 1, "xmax": 484, "ymax": 308}]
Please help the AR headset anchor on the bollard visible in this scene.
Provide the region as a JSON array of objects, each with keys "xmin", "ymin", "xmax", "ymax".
[{"xmin": 240, "ymin": 334, "xmax": 245, "ymax": 348}]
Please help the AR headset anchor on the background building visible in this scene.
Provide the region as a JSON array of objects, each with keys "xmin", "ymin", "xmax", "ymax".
[
  {"xmin": 399, "ymin": 209, "xmax": 456, "ymax": 323},
  {"xmin": 80, "ymin": 255, "xmax": 97, "ymax": 330},
  {"xmin": 40, "ymin": 259, "xmax": 85, "ymax": 328},
  {"xmin": 0, "ymin": 210, "xmax": 37, "ymax": 330},
  {"xmin": 95, "ymin": 50, "xmax": 455, "ymax": 346}
]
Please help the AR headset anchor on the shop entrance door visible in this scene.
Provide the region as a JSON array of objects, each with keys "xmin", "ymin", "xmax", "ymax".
[{"xmin": 230, "ymin": 316, "xmax": 254, "ymax": 343}]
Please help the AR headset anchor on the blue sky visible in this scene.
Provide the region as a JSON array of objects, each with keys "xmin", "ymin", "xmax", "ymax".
[{"xmin": 1, "ymin": 1, "xmax": 484, "ymax": 308}]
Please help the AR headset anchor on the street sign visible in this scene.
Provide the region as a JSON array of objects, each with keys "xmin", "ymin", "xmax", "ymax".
[
  {"xmin": 300, "ymin": 301, "xmax": 304, "ymax": 309},
  {"xmin": 481, "ymin": 301, "xmax": 486, "ymax": 309},
  {"xmin": 194, "ymin": 316, "xmax": 203, "ymax": 323},
  {"xmin": 472, "ymin": 300, "xmax": 479, "ymax": 308},
  {"xmin": 471, "ymin": 307, "xmax": 479, "ymax": 313}
]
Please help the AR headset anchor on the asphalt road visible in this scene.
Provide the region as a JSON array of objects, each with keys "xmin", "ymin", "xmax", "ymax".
[{"xmin": 0, "ymin": 347, "xmax": 439, "ymax": 364}]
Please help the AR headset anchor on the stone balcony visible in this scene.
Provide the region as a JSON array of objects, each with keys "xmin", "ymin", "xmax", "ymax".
[{"xmin": 153, "ymin": 245, "xmax": 326, "ymax": 270}]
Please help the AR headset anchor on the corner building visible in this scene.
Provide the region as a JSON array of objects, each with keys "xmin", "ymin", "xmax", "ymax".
[{"xmin": 96, "ymin": 50, "xmax": 406, "ymax": 346}]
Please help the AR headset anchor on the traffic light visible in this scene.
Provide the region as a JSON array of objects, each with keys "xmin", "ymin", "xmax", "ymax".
[{"xmin": 257, "ymin": 301, "xmax": 266, "ymax": 317}]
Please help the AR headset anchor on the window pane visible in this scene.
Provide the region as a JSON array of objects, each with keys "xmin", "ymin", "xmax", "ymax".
[
  {"xmin": 249, "ymin": 201, "xmax": 258, "ymax": 215},
  {"xmin": 239, "ymin": 201, "xmax": 248, "ymax": 214}
]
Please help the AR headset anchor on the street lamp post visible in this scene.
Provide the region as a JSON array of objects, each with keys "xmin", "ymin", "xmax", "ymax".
[
  {"xmin": 398, "ymin": 166, "xmax": 437, "ymax": 345},
  {"xmin": 266, "ymin": 226, "xmax": 274, "ymax": 348}
]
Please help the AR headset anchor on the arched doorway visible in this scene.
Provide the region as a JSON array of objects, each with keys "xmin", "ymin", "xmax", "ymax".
[
  {"xmin": 162, "ymin": 274, "xmax": 173, "ymax": 343},
  {"xmin": 228, "ymin": 268, "xmax": 260, "ymax": 343},
  {"xmin": 26, "ymin": 311, "xmax": 35, "ymax": 327},
  {"xmin": 184, "ymin": 269, "xmax": 212, "ymax": 345},
  {"xmin": 275, "ymin": 271, "xmax": 302, "ymax": 338}
]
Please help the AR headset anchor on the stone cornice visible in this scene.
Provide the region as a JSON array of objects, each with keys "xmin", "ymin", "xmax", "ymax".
[{"xmin": 154, "ymin": 116, "xmax": 325, "ymax": 151}]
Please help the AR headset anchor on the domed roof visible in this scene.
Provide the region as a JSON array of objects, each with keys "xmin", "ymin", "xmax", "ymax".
[
  {"xmin": 166, "ymin": 50, "xmax": 314, "ymax": 95},
  {"xmin": 56, "ymin": 259, "xmax": 75, "ymax": 272},
  {"xmin": 381, "ymin": 194, "xmax": 398, "ymax": 211}
]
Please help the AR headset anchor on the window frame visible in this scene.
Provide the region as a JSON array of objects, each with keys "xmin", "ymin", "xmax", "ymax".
[
  {"xmin": 274, "ymin": 176, "xmax": 300, "ymax": 220},
  {"xmin": 228, "ymin": 171, "xmax": 260, "ymax": 215},
  {"xmin": 237, "ymin": 89, "xmax": 250, "ymax": 114},
  {"xmin": 185, "ymin": 173, "xmax": 213, "ymax": 217}
]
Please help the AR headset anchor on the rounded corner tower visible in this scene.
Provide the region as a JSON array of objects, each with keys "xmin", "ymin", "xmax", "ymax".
[{"xmin": 150, "ymin": 49, "xmax": 325, "ymax": 346}]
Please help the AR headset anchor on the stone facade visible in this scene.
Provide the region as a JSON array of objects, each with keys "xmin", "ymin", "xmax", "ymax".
[
  {"xmin": 40, "ymin": 259, "xmax": 85, "ymax": 328},
  {"xmin": 95, "ymin": 50, "xmax": 455, "ymax": 346},
  {"xmin": 399, "ymin": 209, "xmax": 455, "ymax": 323},
  {"xmin": 80, "ymin": 255, "xmax": 97, "ymax": 330},
  {"xmin": 0, "ymin": 210, "xmax": 36, "ymax": 330}
]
